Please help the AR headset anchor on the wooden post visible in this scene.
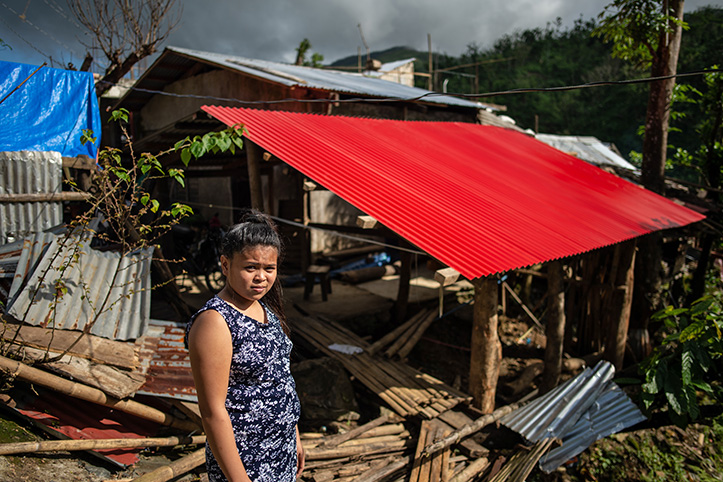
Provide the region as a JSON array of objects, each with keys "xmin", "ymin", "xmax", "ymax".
[
  {"xmin": 539, "ymin": 260, "xmax": 565, "ymax": 394},
  {"xmin": 245, "ymin": 140, "xmax": 264, "ymax": 211},
  {"xmin": 604, "ymin": 240, "xmax": 636, "ymax": 370},
  {"xmin": 428, "ymin": 34, "xmax": 433, "ymax": 91},
  {"xmin": 395, "ymin": 249, "xmax": 412, "ymax": 322},
  {"xmin": 469, "ymin": 277, "xmax": 500, "ymax": 413}
]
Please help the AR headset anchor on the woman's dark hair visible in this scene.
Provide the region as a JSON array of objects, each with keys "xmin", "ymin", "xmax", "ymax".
[{"xmin": 222, "ymin": 209, "xmax": 288, "ymax": 334}]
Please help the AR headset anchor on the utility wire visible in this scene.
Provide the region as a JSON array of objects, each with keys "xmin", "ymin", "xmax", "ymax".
[
  {"xmin": 1, "ymin": 0, "xmax": 81, "ymax": 58},
  {"xmin": 100, "ymin": 68, "xmax": 723, "ymax": 107},
  {"xmin": 179, "ymin": 200, "xmax": 426, "ymax": 255}
]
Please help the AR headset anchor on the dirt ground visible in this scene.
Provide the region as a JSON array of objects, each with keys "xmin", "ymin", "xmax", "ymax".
[{"xmin": 1, "ymin": 283, "xmax": 719, "ymax": 482}]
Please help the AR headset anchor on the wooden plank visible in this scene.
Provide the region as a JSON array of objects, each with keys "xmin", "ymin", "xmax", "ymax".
[
  {"xmin": 7, "ymin": 345, "xmax": 145, "ymax": 399},
  {"xmin": 2, "ymin": 323, "xmax": 137, "ymax": 370},
  {"xmin": 0, "ymin": 192, "xmax": 90, "ymax": 203}
]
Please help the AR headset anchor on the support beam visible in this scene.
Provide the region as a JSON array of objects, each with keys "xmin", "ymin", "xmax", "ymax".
[
  {"xmin": 469, "ymin": 276, "xmax": 501, "ymax": 413},
  {"xmin": 604, "ymin": 240, "xmax": 636, "ymax": 370},
  {"xmin": 540, "ymin": 260, "xmax": 565, "ymax": 394},
  {"xmin": 394, "ymin": 250, "xmax": 412, "ymax": 322},
  {"xmin": 245, "ymin": 140, "xmax": 265, "ymax": 211}
]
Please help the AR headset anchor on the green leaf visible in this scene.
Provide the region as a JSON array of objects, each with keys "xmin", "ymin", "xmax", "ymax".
[
  {"xmin": 174, "ymin": 137, "xmax": 190, "ymax": 151},
  {"xmin": 232, "ymin": 136, "xmax": 244, "ymax": 150},
  {"xmin": 681, "ymin": 348, "xmax": 693, "ymax": 385},
  {"xmin": 690, "ymin": 297, "xmax": 713, "ymax": 315},
  {"xmin": 80, "ymin": 129, "xmax": 96, "ymax": 145},
  {"xmin": 202, "ymin": 133, "xmax": 216, "ymax": 152},
  {"xmin": 180, "ymin": 148, "xmax": 192, "ymax": 166},
  {"xmin": 190, "ymin": 141, "xmax": 205, "ymax": 159},
  {"xmin": 141, "ymin": 163, "xmax": 151, "ymax": 175},
  {"xmin": 150, "ymin": 199, "xmax": 160, "ymax": 213},
  {"xmin": 216, "ymin": 134, "xmax": 232, "ymax": 152},
  {"xmin": 109, "ymin": 108, "xmax": 129, "ymax": 123},
  {"xmin": 680, "ymin": 321, "xmax": 706, "ymax": 342},
  {"xmin": 140, "ymin": 194, "xmax": 150, "ymax": 206}
]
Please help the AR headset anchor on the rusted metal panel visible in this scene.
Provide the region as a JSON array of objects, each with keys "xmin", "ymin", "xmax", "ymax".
[
  {"xmin": 5, "ymin": 386, "xmax": 159, "ymax": 467},
  {"xmin": 203, "ymin": 106, "xmax": 705, "ymax": 279},
  {"xmin": 136, "ymin": 318, "xmax": 197, "ymax": 402},
  {"xmin": 5, "ymin": 234, "xmax": 152, "ymax": 340},
  {"xmin": 0, "ymin": 151, "xmax": 64, "ymax": 244}
]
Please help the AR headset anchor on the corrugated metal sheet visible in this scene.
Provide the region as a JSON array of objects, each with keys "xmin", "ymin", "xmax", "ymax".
[
  {"xmin": 5, "ymin": 234, "xmax": 152, "ymax": 340},
  {"xmin": 500, "ymin": 361, "xmax": 616, "ymax": 441},
  {"xmin": 6, "ymin": 232, "xmax": 56, "ymax": 300},
  {"xmin": 136, "ymin": 319, "xmax": 196, "ymax": 401},
  {"xmin": 203, "ymin": 106, "xmax": 706, "ymax": 279},
  {"xmin": 8, "ymin": 386, "xmax": 159, "ymax": 467},
  {"xmin": 539, "ymin": 383, "xmax": 647, "ymax": 472},
  {"xmin": 499, "ymin": 361, "xmax": 647, "ymax": 473},
  {"xmin": 165, "ymin": 47, "xmax": 487, "ymax": 110},
  {"xmin": 535, "ymin": 134, "xmax": 637, "ymax": 171},
  {"xmin": 0, "ymin": 151, "xmax": 64, "ymax": 244}
]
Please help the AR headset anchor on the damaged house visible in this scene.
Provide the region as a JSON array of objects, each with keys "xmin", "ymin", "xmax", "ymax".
[{"xmin": 0, "ymin": 50, "xmax": 708, "ymax": 482}]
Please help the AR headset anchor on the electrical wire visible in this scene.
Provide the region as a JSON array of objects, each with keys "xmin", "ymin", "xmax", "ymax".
[
  {"xmin": 0, "ymin": 11, "xmax": 52, "ymax": 60},
  {"xmin": 1, "ymin": 0, "xmax": 81, "ymax": 59},
  {"xmin": 179, "ymin": 200, "xmax": 426, "ymax": 255},
  {"xmin": 99, "ymin": 68, "xmax": 723, "ymax": 106}
]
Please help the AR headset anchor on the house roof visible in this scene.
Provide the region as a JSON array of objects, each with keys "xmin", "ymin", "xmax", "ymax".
[
  {"xmin": 116, "ymin": 46, "xmax": 489, "ymax": 112},
  {"xmin": 535, "ymin": 134, "xmax": 637, "ymax": 171},
  {"xmin": 203, "ymin": 106, "xmax": 705, "ymax": 279}
]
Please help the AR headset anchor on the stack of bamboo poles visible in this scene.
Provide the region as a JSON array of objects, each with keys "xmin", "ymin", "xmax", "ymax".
[
  {"xmin": 292, "ymin": 312, "xmax": 471, "ymax": 419},
  {"xmin": 298, "ymin": 412, "xmax": 492, "ymax": 482},
  {"xmin": 367, "ymin": 308, "xmax": 439, "ymax": 359}
]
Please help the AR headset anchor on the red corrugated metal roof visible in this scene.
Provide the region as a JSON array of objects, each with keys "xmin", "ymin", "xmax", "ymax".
[{"xmin": 203, "ymin": 106, "xmax": 705, "ymax": 280}]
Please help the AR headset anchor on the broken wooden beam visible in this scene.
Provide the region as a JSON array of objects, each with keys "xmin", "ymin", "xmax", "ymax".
[
  {"xmin": 131, "ymin": 447, "xmax": 205, "ymax": 482},
  {"xmin": 0, "ymin": 355, "xmax": 199, "ymax": 432},
  {"xmin": 0, "ymin": 434, "xmax": 206, "ymax": 455},
  {"xmin": 423, "ymin": 402, "xmax": 522, "ymax": 457}
]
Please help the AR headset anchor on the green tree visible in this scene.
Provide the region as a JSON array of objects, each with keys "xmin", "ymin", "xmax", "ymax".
[{"xmin": 594, "ymin": 0, "xmax": 688, "ymax": 357}]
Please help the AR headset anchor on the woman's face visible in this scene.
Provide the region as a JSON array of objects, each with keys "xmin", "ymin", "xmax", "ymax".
[{"xmin": 221, "ymin": 245, "xmax": 278, "ymax": 307}]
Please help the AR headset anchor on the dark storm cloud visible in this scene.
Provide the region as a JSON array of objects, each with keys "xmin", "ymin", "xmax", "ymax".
[{"xmin": 0, "ymin": 0, "xmax": 720, "ymax": 70}]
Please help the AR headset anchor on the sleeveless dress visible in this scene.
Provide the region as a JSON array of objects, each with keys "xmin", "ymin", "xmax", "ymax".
[{"xmin": 186, "ymin": 296, "xmax": 301, "ymax": 482}]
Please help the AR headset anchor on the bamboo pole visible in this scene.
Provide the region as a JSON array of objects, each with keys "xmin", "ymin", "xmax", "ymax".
[
  {"xmin": 396, "ymin": 310, "xmax": 439, "ymax": 359},
  {"xmin": 0, "ymin": 355, "xmax": 199, "ymax": 432},
  {"xmin": 317, "ymin": 413, "xmax": 401, "ymax": 449},
  {"xmin": 422, "ymin": 402, "xmax": 521, "ymax": 456},
  {"xmin": 0, "ymin": 435, "xmax": 206, "ymax": 455},
  {"xmin": 367, "ymin": 309, "xmax": 429, "ymax": 355},
  {"xmin": 0, "ymin": 192, "xmax": 91, "ymax": 203},
  {"xmin": 131, "ymin": 447, "xmax": 205, "ymax": 482},
  {"xmin": 449, "ymin": 457, "xmax": 490, "ymax": 482},
  {"xmin": 353, "ymin": 455, "xmax": 412, "ymax": 482}
]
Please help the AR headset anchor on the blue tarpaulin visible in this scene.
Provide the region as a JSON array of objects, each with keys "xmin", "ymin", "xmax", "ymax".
[{"xmin": 0, "ymin": 61, "xmax": 101, "ymax": 158}]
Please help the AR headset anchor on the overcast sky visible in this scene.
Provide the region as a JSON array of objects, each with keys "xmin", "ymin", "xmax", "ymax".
[{"xmin": 1, "ymin": 0, "xmax": 721, "ymax": 72}]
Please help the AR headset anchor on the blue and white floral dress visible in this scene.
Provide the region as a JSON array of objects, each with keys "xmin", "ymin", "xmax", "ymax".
[{"xmin": 186, "ymin": 296, "xmax": 301, "ymax": 482}]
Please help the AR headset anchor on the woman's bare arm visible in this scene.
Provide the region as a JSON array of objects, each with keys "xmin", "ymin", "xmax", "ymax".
[{"xmin": 188, "ymin": 310, "xmax": 252, "ymax": 482}]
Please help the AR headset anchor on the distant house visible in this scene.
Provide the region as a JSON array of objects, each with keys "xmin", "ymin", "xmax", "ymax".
[
  {"xmin": 363, "ymin": 58, "xmax": 416, "ymax": 87},
  {"xmin": 534, "ymin": 134, "xmax": 637, "ymax": 171}
]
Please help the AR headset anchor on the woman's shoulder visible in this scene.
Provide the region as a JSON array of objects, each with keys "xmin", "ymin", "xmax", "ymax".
[{"xmin": 185, "ymin": 296, "xmax": 229, "ymax": 346}]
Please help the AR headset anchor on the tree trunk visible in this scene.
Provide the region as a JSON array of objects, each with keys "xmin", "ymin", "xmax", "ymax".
[
  {"xmin": 631, "ymin": 0, "xmax": 685, "ymax": 357},
  {"xmin": 540, "ymin": 260, "xmax": 565, "ymax": 394},
  {"xmin": 640, "ymin": 0, "xmax": 685, "ymax": 195},
  {"xmin": 469, "ymin": 277, "xmax": 501, "ymax": 413}
]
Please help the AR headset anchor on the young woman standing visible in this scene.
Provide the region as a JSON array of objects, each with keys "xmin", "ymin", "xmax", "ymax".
[{"xmin": 186, "ymin": 211, "xmax": 304, "ymax": 481}]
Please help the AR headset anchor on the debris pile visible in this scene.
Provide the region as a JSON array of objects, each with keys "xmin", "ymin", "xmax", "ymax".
[{"xmin": 0, "ymin": 231, "xmax": 646, "ymax": 481}]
